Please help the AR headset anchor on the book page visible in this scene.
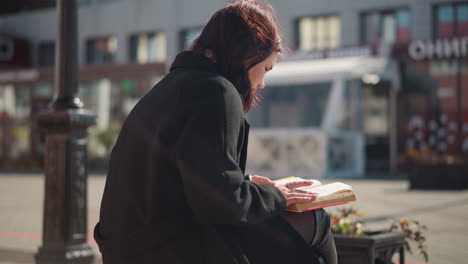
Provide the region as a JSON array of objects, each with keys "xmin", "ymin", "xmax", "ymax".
[
  {"xmin": 297, "ymin": 182, "xmax": 352, "ymax": 197},
  {"xmin": 274, "ymin": 176, "xmax": 322, "ymax": 187},
  {"xmin": 285, "ymin": 181, "xmax": 357, "ymax": 212}
]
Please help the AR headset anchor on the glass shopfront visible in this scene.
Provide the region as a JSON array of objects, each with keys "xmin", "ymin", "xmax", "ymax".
[{"xmin": 394, "ymin": 36, "xmax": 468, "ymax": 167}]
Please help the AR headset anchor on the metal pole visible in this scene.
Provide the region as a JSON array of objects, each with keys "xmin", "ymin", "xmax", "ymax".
[
  {"xmin": 51, "ymin": 0, "xmax": 83, "ymax": 110},
  {"xmin": 35, "ymin": 0, "xmax": 96, "ymax": 263},
  {"xmin": 389, "ymin": 85, "xmax": 398, "ymax": 174},
  {"xmin": 456, "ymin": 55, "xmax": 462, "ymax": 155}
]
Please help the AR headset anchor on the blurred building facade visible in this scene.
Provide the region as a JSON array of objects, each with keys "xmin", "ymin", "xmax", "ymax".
[{"xmin": 0, "ymin": 0, "xmax": 466, "ymax": 177}]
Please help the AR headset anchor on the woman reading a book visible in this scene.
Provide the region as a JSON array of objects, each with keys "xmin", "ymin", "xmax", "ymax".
[{"xmin": 94, "ymin": 0, "xmax": 337, "ymax": 263}]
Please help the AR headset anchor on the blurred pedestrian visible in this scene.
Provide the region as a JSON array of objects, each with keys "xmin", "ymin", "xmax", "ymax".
[{"xmin": 94, "ymin": 0, "xmax": 337, "ymax": 263}]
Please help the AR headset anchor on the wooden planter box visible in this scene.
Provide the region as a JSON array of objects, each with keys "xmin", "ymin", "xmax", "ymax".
[
  {"xmin": 334, "ymin": 231, "xmax": 406, "ymax": 264},
  {"xmin": 409, "ymin": 163, "xmax": 468, "ymax": 190}
]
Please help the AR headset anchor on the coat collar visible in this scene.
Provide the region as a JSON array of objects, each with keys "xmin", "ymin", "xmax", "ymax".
[{"xmin": 170, "ymin": 51, "xmax": 218, "ymax": 73}]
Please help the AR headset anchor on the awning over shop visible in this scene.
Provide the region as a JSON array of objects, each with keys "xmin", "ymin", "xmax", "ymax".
[
  {"xmin": 399, "ymin": 62, "xmax": 439, "ymax": 114},
  {"xmin": 265, "ymin": 56, "xmax": 389, "ymax": 85},
  {"xmin": 400, "ymin": 62, "xmax": 438, "ymax": 94}
]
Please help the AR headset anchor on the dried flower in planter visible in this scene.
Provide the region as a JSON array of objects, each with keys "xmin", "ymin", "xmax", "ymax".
[
  {"xmin": 329, "ymin": 207, "xmax": 430, "ymax": 263},
  {"xmin": 388, "ymin": 219, "xmax": 429, "ymax": 263}
]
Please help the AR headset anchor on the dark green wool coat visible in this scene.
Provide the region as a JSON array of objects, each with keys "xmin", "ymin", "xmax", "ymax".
[{"xmin": 94, "ymin": 51, "xmax": 320, "ymax": 264}]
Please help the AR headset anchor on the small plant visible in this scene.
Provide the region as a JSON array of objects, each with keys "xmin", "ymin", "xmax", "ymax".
[
  {"xmin": 330, "ymin": 208, "xmax": 366, "ymax": 237},
  {"xmin": 389, "ymin": 219, "xmax": 429, "ymax": 263},
  {"xmin": 329, "ymin": 207, "xmax": 429, "ymax": 263}
]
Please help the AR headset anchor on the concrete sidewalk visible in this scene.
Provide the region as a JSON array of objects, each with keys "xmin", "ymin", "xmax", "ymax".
[{"xmin": 1, "ymin": 173, "xmax": 467, "ymax": 264}]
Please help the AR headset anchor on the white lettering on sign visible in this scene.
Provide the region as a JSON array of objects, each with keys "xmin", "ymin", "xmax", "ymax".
[
  {"xmin": 327, "ymin": 46, "xmax": 372, "ymax": 58},
  {"xmin": 443, "ymin": 38, "xmax": 459, "ymax": 58},
  {"xmin": 409, "ymin": 37, "xmax": 468, "ymax": 60},
  {"xmin": 426, "ymin": 40, "xmax": 442, "ymax": 59},
  {"xmin": 288, "ymin": 46, "xmax": 372, "ymax": 61},
  {"xmin": 462, "ymin": 37, "xmax": 468, "ymax": 57},
  {"xmin": 409, "ymin": 40, "xmax": 425, "ymax": 60}
]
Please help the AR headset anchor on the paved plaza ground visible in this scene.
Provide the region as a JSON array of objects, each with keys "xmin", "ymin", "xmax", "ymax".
[{"xmin": 0, "ymin": 173, "xmax": 467, "ymax": 264}]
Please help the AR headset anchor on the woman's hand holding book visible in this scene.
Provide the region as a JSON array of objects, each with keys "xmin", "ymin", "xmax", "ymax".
[{"xmin": 251, "ymin": 175, "xmax": 319, "ymax": 207}]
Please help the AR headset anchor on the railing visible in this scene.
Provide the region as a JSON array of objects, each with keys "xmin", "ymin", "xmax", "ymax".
[{"xmin": 246, "ymin": 128, "xmax": 364, "ymax": 180}]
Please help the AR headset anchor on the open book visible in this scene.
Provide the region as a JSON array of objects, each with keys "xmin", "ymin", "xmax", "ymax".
[{"xmin": 275, "ymin": 177, "xmax": 357, "ymax": 213}]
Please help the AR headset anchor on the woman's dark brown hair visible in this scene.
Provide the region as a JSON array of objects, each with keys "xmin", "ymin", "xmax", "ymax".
[{"xmin": 190, "ymin": 0, "xmax": 283, "ymax": 112}]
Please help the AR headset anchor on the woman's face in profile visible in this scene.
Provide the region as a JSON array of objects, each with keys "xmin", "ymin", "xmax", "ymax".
[{"xmin": 247, "ymin": 52, "xmax": 279, "ymax": 90}]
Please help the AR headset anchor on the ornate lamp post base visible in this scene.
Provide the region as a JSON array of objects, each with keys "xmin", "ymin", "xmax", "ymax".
[
  {"xmin": 35, "ymin": 109, "xmax": 96, "ymax": 264},
  {"xmin": 36, "ymin": 244, "xmax": 94, "ymax": 264}
]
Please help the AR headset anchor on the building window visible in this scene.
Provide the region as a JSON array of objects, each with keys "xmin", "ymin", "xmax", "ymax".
[
  {"xmin": 296, "ymin": 15, "xmax": 341, "ymax": 51},
  {"xmin": 85, "ymin": 36, "xmax": 117, "ymax": 65},
  {"xmin": 38, "ymin": 42, "xmax": 55, "ymax": 68},
  {"xmin": 434, "ymin": 3, "xmax": 468, "ymax": 38},
  {"xmin": 77, "ymin": 0, "xmax": 118, "ymax": 5},
  {"xmin": 248, "ymin": 83, "xmax": 331, "ymax": 128},
  {"xmin": 180, "ymin": 27, "xmax": 202, "ymax": 51},
  {"xmin": 77, "ymin": 0, "xmax": 96, "ymax": 5},
  {"xmin": 129, "ymin": 32, "xmax": 166, "ymax": 64},
  {"xmin": 0, "ymin": 0, "xmax": 55, "ymax": 15},
  {"xmin": 0, "ymin": 36, "xmax": 14, "ymax": 61},
  {"xmin": 360, "ymin": 9, "xmax": 411, "ymax": 44}
]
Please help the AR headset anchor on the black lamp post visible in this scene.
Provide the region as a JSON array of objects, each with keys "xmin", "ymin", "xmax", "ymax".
[{"xmin": 35, "ymin": 0, "xmax": 96, "ymax": 263}]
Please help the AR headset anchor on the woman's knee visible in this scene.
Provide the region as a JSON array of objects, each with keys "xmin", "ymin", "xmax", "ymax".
[
  {"xmin": 312, "ymin": 209, "xmax": 338, "ymax": 264},
  {"xmin": 315, "ymin": 209, "xmax": 331, "ymax": 228}
]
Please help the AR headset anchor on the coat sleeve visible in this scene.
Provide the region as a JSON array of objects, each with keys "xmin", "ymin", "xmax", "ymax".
[{"xmin": 174, "ymin": 77, "xmax": 286, "ymax": 225}]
